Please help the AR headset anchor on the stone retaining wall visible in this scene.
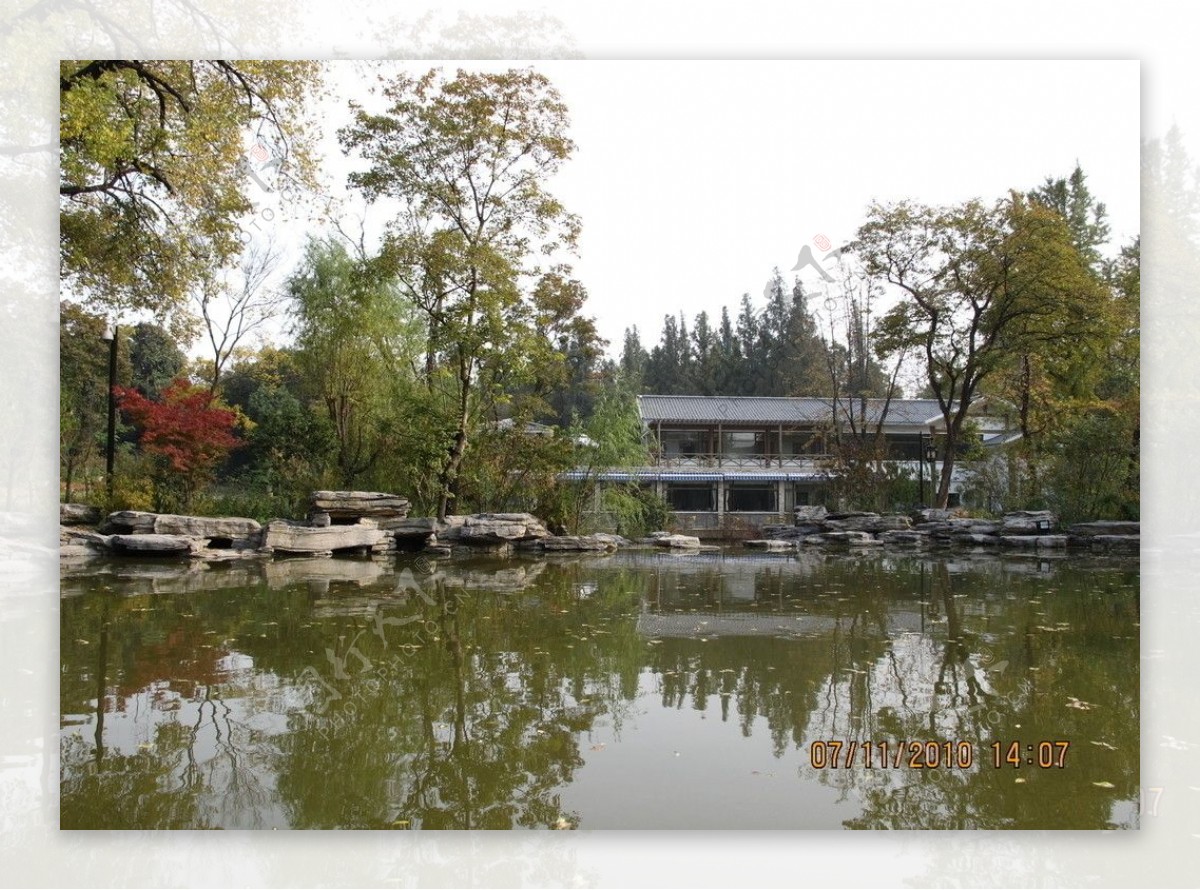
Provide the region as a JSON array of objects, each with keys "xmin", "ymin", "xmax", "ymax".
[{"xmin": 748, "ymin": 509, "xmax": 1138, "ymax": 553}]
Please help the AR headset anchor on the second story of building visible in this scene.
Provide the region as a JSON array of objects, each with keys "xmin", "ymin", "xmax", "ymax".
[{"xmin": 637, "ymin": 394, "xmax": 1017, "ymax": 470}]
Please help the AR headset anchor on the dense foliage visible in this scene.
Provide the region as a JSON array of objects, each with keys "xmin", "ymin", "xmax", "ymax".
[
  {"xmin": 59, "ymin": 63, "xmax": 1145, "ymax": 524},
  {"xmin": 115, "ymin": 379, "xmax": 242, "ymax": 512}
]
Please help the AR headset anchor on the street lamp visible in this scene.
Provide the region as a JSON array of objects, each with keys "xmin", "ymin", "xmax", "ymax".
[
  {"xmin": 925, "ymin": 440, "xmax": 938, "ymax": 508},
  {"xmin": 918, "ymin": 430, "xmax": 926, "ymax": 507},
  {"xmin": 101, "ymin": 324, "xmax": 118, "ymax": 503}
]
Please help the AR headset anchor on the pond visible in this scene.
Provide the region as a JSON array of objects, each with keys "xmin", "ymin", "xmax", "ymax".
[{"xmin": 60, "ymin": 548, "xmax": 1139, "ymax": 830}]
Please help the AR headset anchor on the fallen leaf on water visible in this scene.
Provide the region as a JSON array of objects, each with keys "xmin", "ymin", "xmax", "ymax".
[
  {"xmin": 1093, "ymin": 781, "xmax": 1116, "ymax": 788},
  {"xmin": 75, "ymin": 639, "xmax": 90, "ymax": 645},
  {"xmin": 1015, "ymin": 778, "xmax": 1026, "ymax": 784}
]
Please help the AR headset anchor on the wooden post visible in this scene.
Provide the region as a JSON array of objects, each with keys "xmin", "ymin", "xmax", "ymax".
[{"xmin": 105, "ymin": 324, "xmax": 118, "ymax": 503}]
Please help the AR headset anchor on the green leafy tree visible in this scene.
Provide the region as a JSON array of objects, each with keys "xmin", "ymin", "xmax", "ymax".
[
  {"xmin": 60, "ymin": 302, "xmax": 131, "ymax": 502},
  {"xmin": 60, "ymin": 60, "xmax": 321, "ymax": 335},
  {"xmin": 619, "ymin": 326, "xmax": 649, "ymax": 386},
  {"xmin": 127, "ymin": 322, "xmax": 187, "ymax": 400},
  {"xmin": 858, "ymin": 194, "xmax": 1107, "ymax": 507},
  {"xmin": 287, "ymin": 237, "xmax": 425, "ymax": 488},
  {"xmin": 341, "ymin": 67, "xmax": 584, "ymax": 520},
  {"xmin": 565, "ymin": 378, "xmax": 671, "ymax": 535}
]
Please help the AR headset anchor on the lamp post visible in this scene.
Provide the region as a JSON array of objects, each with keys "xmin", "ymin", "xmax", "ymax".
[
  {"xmin": 925, "ymin": 440, "xmax": 938, "ymax": 508},
  {"xmin": 102, "ymin": 324, "xmax": 118, "ymax": 503},
  {"xmin": 918, "ymin": 431, "xmax": 926, "ymax": 507}
]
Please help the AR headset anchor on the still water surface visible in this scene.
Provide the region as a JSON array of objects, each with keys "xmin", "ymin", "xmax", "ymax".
[{"xmin": 60, "ymin": 549, "xmax": 1139, "ymax": 829}]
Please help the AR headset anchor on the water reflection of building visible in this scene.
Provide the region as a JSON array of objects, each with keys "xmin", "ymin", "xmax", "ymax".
[{"xmin": 635, "ymin": 610, "xmax": 925, "ymax": 639}]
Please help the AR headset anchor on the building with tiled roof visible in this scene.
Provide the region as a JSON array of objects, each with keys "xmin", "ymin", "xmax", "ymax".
[{"xmin": 564, "ymin": 394, "xmax": 1018, "ymax": 538}]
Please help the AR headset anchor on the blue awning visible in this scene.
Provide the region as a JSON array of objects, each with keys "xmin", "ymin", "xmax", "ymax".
[
  {"xmin": 559, "ymin": 469, "xmax": 832, "ymax": 483},
  {"xmin": 723, "ymin": 472, "xmax": 791, "ymax": 482}
]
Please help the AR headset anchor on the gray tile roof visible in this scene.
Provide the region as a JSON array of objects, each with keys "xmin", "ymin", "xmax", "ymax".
[{"xmin": 637, "ymin": 395, "xmax": 947, "ymax": 426}]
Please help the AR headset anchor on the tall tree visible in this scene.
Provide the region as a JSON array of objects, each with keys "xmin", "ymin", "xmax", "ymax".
[
  {"xmin": 619, "ymin": 326, "xmax": 649, "ymax": 387},
  {"xmin": 127, "ymin": 322, "xmax": 186, "ymax": 400},
  {"xmin": 818, "ymin": 260, "xmax": 906, "ymax": 509},
  {"xmin": 60, "ymin": 302, "xmax": 131, "ymax": 502},
  {"xmin": 287, "ymin": 238, "xmax": 423, "ymax": 487},
  {"xmin": 716, "ymin": 306, "xmax": 740, "ymax": 393},
  {"xmin": 735, "ymin": 293, "xmax": 759, "ymax": 392},
  {"xmin": 690, "ymin": 310, "xmax": 718, "ymax": 395},
  {"xmin": 60, "ymin": 60, "xmax": 321, "ymax": 335},
  {"xmin": 531, "ymin": 268, "xmax": 606, "ymax": 427},
  {"xmin": 341, "ymin": 67, "xmax": 583, "ymax": 520},
  {"xmin": 858, "ymin": 194, "xmax": 1106, "ymax": 507},
  {"xmin": 1029, "ymin": 163, "xmax": 1111, "ymax": 273},
  {"xmin": 196, "ymin": 239, "xmax": 286, "ymax": 395}
]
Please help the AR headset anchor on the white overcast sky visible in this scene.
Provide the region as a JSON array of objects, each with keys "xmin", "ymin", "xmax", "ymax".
[{"xmin": 283, "ymin": 59, "xmax": 1140, "ymax": 355}]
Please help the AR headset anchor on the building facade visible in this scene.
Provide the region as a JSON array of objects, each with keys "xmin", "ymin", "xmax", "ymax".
[{"xmin": 567, "ymin": 394, "xmax": 1018, "ymax": 539}]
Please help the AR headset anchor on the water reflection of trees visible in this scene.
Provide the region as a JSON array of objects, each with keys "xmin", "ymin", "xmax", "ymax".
[
  {"xmin": 797, "ymin": 559, "xmax": 1140, "ymax": 830},
  {"xmin": 60, "ymin": 552, "xmax": 1138, "ymax": 829},
  {"xmin": 61, "ymin": 558, "xmax": 648, "ymax": 829},
  {"xmin": 622, "ymin": 552, "xmax": 1139, "ymax": 829}
]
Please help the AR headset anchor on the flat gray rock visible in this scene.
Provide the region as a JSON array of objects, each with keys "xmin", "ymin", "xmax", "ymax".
[
  {"xmin": 793, "ymin": 505, "xmax": 828, "ymax": 522},
  {"xmin": 99, "ymin": 510, "xmax": 158, "ymax": 534},
  {"xmin": 653, "ymin": 534, "xmax": 702, "ymax": 549},
  {"xmin": 529, "ymin": 535, "xmax": 618, "ymax": 552},
  {"xmin": 262, "ymin": 521, "xmax": 383, "ymax": 554},
  {"xmin": 60, "ymin": 503, "xmax": 102, "ymax": 525},
  {"xmin": 153, "ymin": 513, "xmax": 261, "ymax": 540},
  {"xmin": 109, "ymin": 534, "xmax": 200, "ymax": 554},
  {"xmin": 1000, "ymin": 510, "xmax": 1057, "ymax": 535},
  {"xmin": 878, "ymin": 530, "xmax": 932, "ymax": 546},
  {"xmin": 310, "ymin": 490, "xmax": 411, "ymax": 520},
  {"xmin": 457, "ymin": 513, "xmax": 551, "ymax": 544}
]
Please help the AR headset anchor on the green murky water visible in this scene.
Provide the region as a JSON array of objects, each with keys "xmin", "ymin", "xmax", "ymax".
[{"xmin": 60, "ymin": 549, "xmax": 1139, "ymax": 829}]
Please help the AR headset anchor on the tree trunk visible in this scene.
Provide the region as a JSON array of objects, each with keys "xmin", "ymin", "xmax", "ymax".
[
  {"xmin": 935, "ymin": 454, "xmax": 955, "ymax": 508},
  {"xmin": 64, "ymin": 458, "xmax": 75, "ymax": 504},
  {"xmin": 436, "ymin": 352, "xmax": 473, "ymax": 522}
]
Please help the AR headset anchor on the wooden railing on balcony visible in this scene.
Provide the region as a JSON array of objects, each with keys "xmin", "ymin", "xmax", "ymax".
[{"xmin": 653, "ymin": 453, "xmax": 831, "ymax": 469}]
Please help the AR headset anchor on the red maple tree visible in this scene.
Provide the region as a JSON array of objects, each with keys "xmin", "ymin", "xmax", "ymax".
[{"xmin": 116, "ymin": 378, "xmax": 242, "ymax": 509}]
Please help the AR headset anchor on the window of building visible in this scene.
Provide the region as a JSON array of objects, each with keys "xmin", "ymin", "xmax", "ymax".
[
  {"xmin": 728, "ymin": 484, "xmax": 776, "ymax": 512},
  {"xmin": 887, "ymin": 434, "xmax": 923, "ymax": 460},
  {"xmin": 666, "ymin": 483, "xmax": 716, "ymax": 511},
  {"xmin": 722, "ymin": 431, "xmax": 765, "ymax": 457},
  {"xmin": 659, "ymin": 430, "xmax": 705, "ymax": 458},
  {"xmin": 791, "ymin": 484, "xmax": 829, "ymax": 509},
  {"xmin": 782, "ymin": 429, "xmax": 826, "ymax": 456}
]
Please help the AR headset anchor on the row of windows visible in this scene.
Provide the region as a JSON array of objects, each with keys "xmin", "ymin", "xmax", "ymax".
[
  {"xmin": 658, "ymin": 429, "xmax": 829, "ymax": 458},
  {"xmin": 660, "ymin": 482, "xmax": 959, "ymax": 512},
  {"xmin": 664, "ymin": 483, "xmax": 830, "ymax": 512},
  {"xmin": 656, "ymin": 430, "xmax": 956, "ymax": 460}
]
